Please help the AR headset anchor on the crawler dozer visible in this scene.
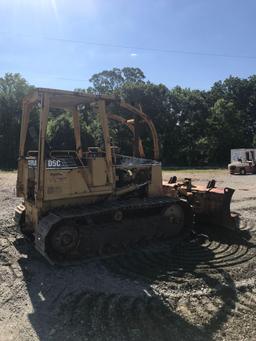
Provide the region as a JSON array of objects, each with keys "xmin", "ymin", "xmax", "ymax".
[{"xmin": 15, "ymin": 88, "xmax": 238, "ymax": 264}]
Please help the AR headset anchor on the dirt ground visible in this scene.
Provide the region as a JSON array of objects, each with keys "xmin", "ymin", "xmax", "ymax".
[{"xmin": 0, "ymin": 170, "xmax": 255, "ymax": 341}]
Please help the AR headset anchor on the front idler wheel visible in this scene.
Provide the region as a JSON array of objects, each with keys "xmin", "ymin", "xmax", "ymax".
[
  {"xmin": 113, "ymin": 210, "xmax": 123, "ymax": 222},
  {"xmin": 162, "ymin": 204, "xmax": 185, "ymax": 236},
  {"xmin": 50, "ymin": 224, "xmax": 80, "ymax": 255}
]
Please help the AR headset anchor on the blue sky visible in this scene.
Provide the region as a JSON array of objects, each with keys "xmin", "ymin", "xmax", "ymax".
[{"xmin": 0, "ymin": 0, "xmax": 256, "ymax": 90}]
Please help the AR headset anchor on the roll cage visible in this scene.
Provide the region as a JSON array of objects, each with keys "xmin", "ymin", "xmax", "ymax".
[{"xmin": 17, "ymin": 88, "xmax": 159, "ymax": 202}]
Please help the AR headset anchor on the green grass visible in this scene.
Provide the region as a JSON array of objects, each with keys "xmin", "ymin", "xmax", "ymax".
[{"xmin": 162, "ymin": 167, "xmax": 226, "ymax": 173}]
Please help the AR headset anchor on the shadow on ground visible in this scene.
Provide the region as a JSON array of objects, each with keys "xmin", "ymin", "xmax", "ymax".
[{"xmin": 14, "ymin": 224, "xmax": 255, "ymax": 341}]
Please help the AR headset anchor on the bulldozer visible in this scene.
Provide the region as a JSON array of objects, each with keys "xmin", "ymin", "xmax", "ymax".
[{"xmin": 15, "ymin": 88, "xmax": 238, "ymax": 264}]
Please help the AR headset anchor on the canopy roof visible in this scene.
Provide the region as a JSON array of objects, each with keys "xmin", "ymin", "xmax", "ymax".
[
  {"xmin": 23, "ymin": 87, "xmax": 121, "ymax": 109},
  {"xmin": 22, "ymin": 87, "xmax": 159, "ymax": 160}
]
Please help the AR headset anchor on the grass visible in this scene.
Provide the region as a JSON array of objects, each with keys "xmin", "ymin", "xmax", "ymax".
[
  {"xmin": 0, "ymin": 170, "xmax": 17, "ymax": 174},
  {"xmin": 162, "ymin": 167, "xmax": 226, "ymax": 173}
]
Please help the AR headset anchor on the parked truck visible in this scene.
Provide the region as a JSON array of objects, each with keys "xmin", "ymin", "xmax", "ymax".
[{"xmin": 228, "ymin": 148, "xmax": 256, "ymax": 175}]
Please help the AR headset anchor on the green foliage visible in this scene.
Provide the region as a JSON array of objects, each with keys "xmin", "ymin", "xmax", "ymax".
[
  {"xmin": 47, "ymin": 110, "xmax": 104, "ymax": 151},
  {"xmin": 88, "ymin": 67, "xmax": 145, "ymax": 94},
  {"xmin": 1, "ymin": 68, "xmax": 256, "ymax": 169},
  {"xmin": 79, "ymin": 108, "xmax": 104, "ymax": 148},
  {"xmin": 208, "ymin": 99, "xmax": 244, "ymax": 157},
  {"xmin": 47, "ymin": 113, "xmax": 75, "ymax": 150},
  {"xmin": 0, "ymin": 73, "xmax": 32, "ymax": 169}
]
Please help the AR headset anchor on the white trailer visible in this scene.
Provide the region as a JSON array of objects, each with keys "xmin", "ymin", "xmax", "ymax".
[
  {"xmin": 229, "ymin": 148, "xmax": 256, "ymax": 174},
  {"xmin": 230, "ymin": 148, "xmax": 256, "ymax": 162}
]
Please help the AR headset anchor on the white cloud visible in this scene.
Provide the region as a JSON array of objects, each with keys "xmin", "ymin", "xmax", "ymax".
[{"xmin": 130, "ymin": 53, "xmax": 137, "ymax": 57}]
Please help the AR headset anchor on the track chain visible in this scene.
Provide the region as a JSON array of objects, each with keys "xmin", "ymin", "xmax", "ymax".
[{"xmin": 35, "ymin": 197, "xmax": 192, "ymax": 264}]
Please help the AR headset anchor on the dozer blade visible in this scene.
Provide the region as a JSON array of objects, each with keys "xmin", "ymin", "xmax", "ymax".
[
  {"xmin": 163, "ymin": 179, "xmax": 239, "ymax": 231},
  {"xmin": 191, "ymin": 187, "xmax": 239, "ymax": 230}
]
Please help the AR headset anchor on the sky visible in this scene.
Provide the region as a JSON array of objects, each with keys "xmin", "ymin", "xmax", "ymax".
[{"xmin": 0, "ymin": 0, "xmax": 256, "ymax": 90}]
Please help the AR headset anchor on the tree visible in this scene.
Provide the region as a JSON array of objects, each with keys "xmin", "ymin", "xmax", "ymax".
[
  {"xmin": 206, "ymin": 76, "xmax": 256, "ymax": 164},
  {"xmin": 47, "ymin": 110, "xmax": 103, "ymax": 152},
  {"xmin": 207, "ymin": 99, "xmax": 246, "ymax": 164},
  {"xmin": 47, "ymin": 113, "xmax": 75, "ymax": 150},
  {"xmin": 0, "ymin": 73, "xmax": 32, "ymax": 169},
  {"xmin": 166, "ymin": 86, "xmax": 210, "ymax": 165},
  {"xmin": 88, "ymin": 67, "xmax": 145, "ymax": 94},
  {"xmin": 122, "ymin": 82, "xmax": 174, "ymax": 160}
]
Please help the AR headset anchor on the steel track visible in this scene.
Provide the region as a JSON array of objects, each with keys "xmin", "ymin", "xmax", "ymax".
[{"xmin": 34, "ymin": 197, "xmax": 192, "ymax": 264}]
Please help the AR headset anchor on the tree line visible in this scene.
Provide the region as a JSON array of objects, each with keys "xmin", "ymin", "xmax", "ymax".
[{"xmin": 0, "ymin": 68, "xmax": 256, "ymax": 169}]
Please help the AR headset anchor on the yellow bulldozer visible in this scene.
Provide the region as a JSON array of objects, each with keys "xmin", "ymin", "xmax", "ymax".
[{"xmin": 15, "ymin": 88, "xmax": 238, "ymax": 264}]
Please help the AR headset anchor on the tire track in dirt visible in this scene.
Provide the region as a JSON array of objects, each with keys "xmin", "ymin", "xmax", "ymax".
[
  {"xmin": 51, "ymin": 219, "xmax": 256, "ymax": 341},
  {"xmin": 58, "ymin": 292, "xmax": 210, "ymax": 341}
]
